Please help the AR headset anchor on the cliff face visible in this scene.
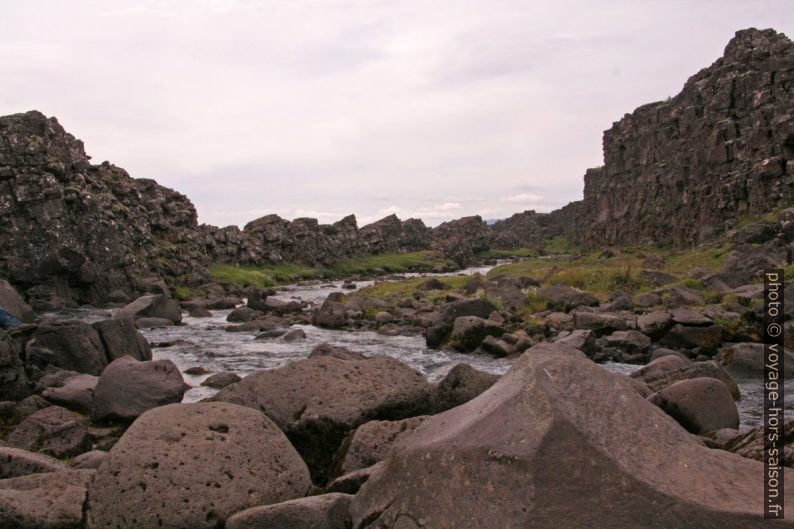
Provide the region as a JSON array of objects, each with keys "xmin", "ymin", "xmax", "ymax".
[
  {"xmin": 0, "ymin": 111, "xmax": 209, "ymax": 309},
  {"xmin": 567, "ymin": 28, "xmax": 794, "ymax": 247},
  {"xmin": 202, "ymin": 213, "xmax": 431, "ymax": 267}
]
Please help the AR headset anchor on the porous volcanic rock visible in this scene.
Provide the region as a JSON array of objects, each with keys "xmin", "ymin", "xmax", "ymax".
[
  {"xmin": 85, "ymin": 402, "xmax": 311, "ymax": 529},
  {"xmin": 350, "ymin": 342, "xmax": 790, "ymax": 528}
]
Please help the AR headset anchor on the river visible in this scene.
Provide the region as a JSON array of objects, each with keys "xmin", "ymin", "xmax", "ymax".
[{"xmin": 49, "ymin": 264, "xmax": 786, "ymax": 431}]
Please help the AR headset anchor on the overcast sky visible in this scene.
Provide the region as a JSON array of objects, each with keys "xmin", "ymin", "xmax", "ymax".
[{"xmin": 2, "ymin": 1, "xmax": 793, "ymax": 227}]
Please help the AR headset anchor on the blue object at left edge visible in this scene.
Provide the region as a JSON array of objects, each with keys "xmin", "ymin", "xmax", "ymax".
[{"xmin": 0, "ymin": 307, "xmax": 20, "ymax": 329}]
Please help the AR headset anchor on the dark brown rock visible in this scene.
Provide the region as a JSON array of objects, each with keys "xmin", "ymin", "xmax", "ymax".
[
  {"xmin": 637, "ymin": 360, "xmax": 740, "ymax": 400},
  {"xmin": 450, "ymin": 316, "xmax": 505, "ymax": 352},
  {"xmin": 660, "ymin": 324, "xmax": 724, "ymax": 351},
  {"xmin": 91, "ymin": 356, "xmax": 187, "ymax": 423},
  {"xmin": 41, "ymin": 374, "xmax": 97, "ymax": 414},
  {"xmin": 92, "ymin": 318, "xmax": 152, "ymax": 362},
  {"xmin": 0, "ymin": 331, "xmax": 29, "ymax": 401},
  {"xmin": 25, "ymin": 321, "xmax": 107, "ymax": 376},
  {"xmin": 6, "ymin": 406, "xmax": 89, "ymax": 459},
  {"xmin": 431, "ymin": 363, "xmax": 500, "ymax": 412},
  {"xmin": 332, "ymin": 417, "xmax": 428, "ymax": 477},
  {"xmin": 648, "ymin": 377, "xmax": 739, "ymax": 434},
  {"xmin": 200, "ymin": 371, "xmax": 241, "ymax": 389}
]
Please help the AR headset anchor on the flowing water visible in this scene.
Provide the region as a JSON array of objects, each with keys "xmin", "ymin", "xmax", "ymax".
[{"xmin": 47, "ymin": 264, "xmax": 788, "ymax": 431}]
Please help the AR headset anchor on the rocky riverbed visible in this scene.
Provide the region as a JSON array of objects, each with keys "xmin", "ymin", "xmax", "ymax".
[{"xmin": 43, "ymin": 268, "xmax": 792, "ymax": 430}]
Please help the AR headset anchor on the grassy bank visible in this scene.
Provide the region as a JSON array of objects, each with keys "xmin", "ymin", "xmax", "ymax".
[
  {"xmin": 328, "ymin": 251, "xmax": 455, "ymax": 276},
  {"xmin": 487, "ymin": 245, "xmax": 730, "ymax": 300},
  {"xmin": 474, "ymin": 248, "xmax": 538, "ymax": 260},
  {"xmin": 207, "ymin": 251, "xmax": 457, "ymax": 289}
]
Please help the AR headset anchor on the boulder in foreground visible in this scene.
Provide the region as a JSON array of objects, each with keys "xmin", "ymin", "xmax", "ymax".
[
  {"xmin": 350, "ymin": 342, "xmax": 793, "ymax": 528},
  {"xmin": 211, "ymin": 351, "xmax": 432, "ymax": 484},
  {"xmin": 85, "ymin": 402, "xmax": 311, "ymax": 529}
]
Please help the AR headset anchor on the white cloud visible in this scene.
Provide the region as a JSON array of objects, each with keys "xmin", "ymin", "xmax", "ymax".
[{"xmin": 501, "ymin": 193, "xmax": 545, "ymax": 204}]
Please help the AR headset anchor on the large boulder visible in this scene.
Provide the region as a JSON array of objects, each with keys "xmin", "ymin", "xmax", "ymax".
[
  {"xmin": 0, "ymin": 331, "xmax": 29, "ymax": 401},
  {"xmin": 25, "ymin": 321, "xmax": 107, "ymax": 376},
  {"xmin": 449, "ymin": 316, "xmax": 504, "ymax": 352},
  {"xmin": 91, "ymin": 319, "xmax": 152, "ymax": 362},
  {"xmin": 0, "ymin": 469, "xmax": 94, "ymax": 529},
  {"xmin": 0, "ymin": 280, "xmax": 35, "ymax": 323},
  {"xmin": 716, "ymin": 342, "xmax": 794, "ymax": 376},
  {"xmin": 431, "ymin": 363, "xmax": 500, "ymax": 412},
  {"xmin": 5, "ymin": 405, "xmax": 90, "ymax": 459},
  {"xmin": 425, "ymin": 298, "xmax": 497, "ymax": 348},
  {"xmin": 91, "ymin": 356, "xmax": 187, "ymax": 422},
  {"xmin": 0, "ymin": 447, "xmax": 68, "ymax": 478},
  {"xmin": 85, "ymin": 402, "xmax": 311, "ymax": 529},
  {"xmin": 633, "ymin": 360, "xmax": 740, "ymax": 399},
  {"xmin": 211, "ymin": 354, "xmax": 432, "ymax": 484},
  {"xmin": 115, "ymin": 294, "xmax": 182, "ymax": 325},
  {"xmin": 331, "ymin": 417, "xmax": 428, "ymax": 477},
  {"xmin": 648, "ymin": 377, "xmax": 739, "ymax": 434},
  {"xmin": 350, "ymin": 343, "xmax": 788, "ymax": 528},
  {"xmin": 226, "ymin": 493, "xmax": 352, "ymax": 529}
]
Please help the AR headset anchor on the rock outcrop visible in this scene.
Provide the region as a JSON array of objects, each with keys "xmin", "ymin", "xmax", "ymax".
[
  {"xmin": 553, "ymin": 28, "xmax": 794, "ymax": 248},
  {"xmin": 202, "ymin": 213, "xmax": 431, "ymax": 267},
  {"xmin": 0, "ymin": 110, "xmax": 209, "ymax": 309}
]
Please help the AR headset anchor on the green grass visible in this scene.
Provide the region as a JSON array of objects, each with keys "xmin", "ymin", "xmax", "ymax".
[
  {"xmin": 543, "ymin": 235, "xmax": 573, "ymax": 254},
  {"xmin": 662, "ymin": 245, "xmax": 729, "ymax": 276},
  {"xmin": 209, "ymin": 262, "xmax": 319, "ymax": 288},
  {"xmin": 173, "ymin": 285, "xmax": 205, "ymax": 301},
  {"xmin": 354, "ymin": 275, "xmax": 472, "ymax": 304},
  {"xmin": 208, "ymin": 251, "xmax": 456, "ymax": 289},
  {"xmin": 475, "ymin": 248, "xmax": 539, "ymax": 260},
  {"xmin": 486, "ymin": 244, "xmax": 731, "ymax": 301},
  {"xmin": 329, "ymin": 251, "xmax": 455, "ymax": 276}
]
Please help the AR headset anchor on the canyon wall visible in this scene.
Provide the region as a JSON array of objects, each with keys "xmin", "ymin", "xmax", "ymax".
[
  {"xmin": 564, "ymin": 28, "xmax": 794, "ymax": 247},
  {"xmin": 0, "ymin": 111, "xmax": 209, "ymax": 309}
]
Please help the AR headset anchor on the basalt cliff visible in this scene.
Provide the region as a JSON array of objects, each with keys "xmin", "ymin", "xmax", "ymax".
[{"xmin": 548, "ymin": 27, "xmax": 794, "ymax": 247}]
